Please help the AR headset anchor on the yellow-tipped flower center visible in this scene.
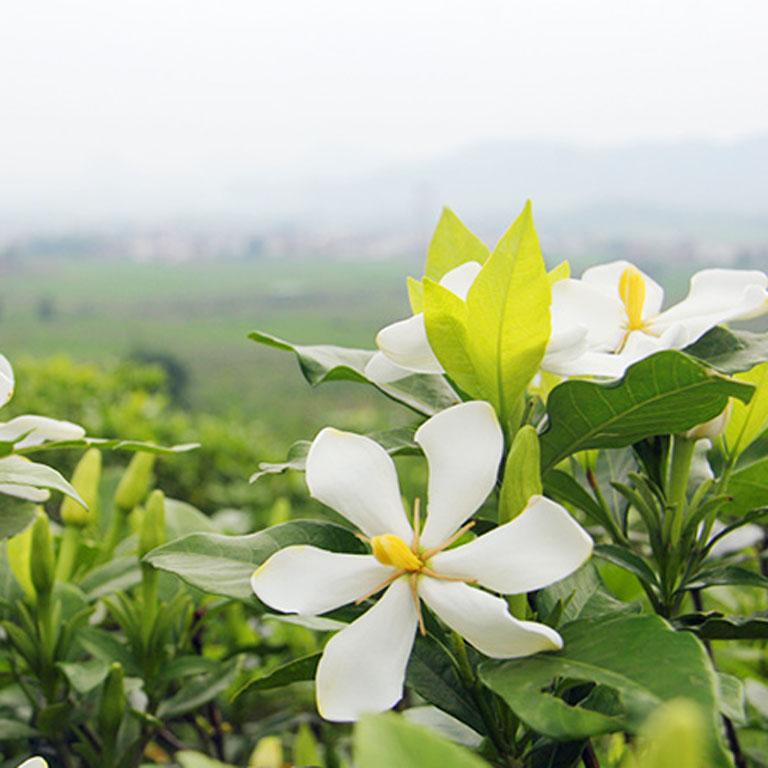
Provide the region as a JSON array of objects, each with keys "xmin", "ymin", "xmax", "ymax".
[
  {"xmin": 371, "ymin": 534, "xmax": 423, "ymax": 571},
  {"xmin": 619, "ymin": 265, "xmax": 647, "ymax": 331}
]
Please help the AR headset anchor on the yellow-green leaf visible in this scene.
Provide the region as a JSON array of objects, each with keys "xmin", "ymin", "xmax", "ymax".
[
  {"xmin": 499, "ymin": 426, "xmax": 542, "ymax": 523},
  {"xmin": 725, "ymin": 361, "xmax": 768, "ymax": 457},
  {"xmin": 425, "ymin": 207, "xmax": 489, "ymax": 282},
  {"xmin": 464, "ymin": 202, "xmax": 550, "ymax": 424},
  {"xmin": 548, "ymin": 260, "xmax": 570, "ymax": 285},
  {"xmin": 407, "ymin": 276, "xmax": 424, "ymax": 314}
]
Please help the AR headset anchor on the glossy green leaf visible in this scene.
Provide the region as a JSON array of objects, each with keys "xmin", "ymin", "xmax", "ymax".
[
  {"xmin": 464, "ymin": 202, "xmax": 550, "ymax": 425},
  {"xmin": 248, "ymin": 330, "xmax": 459, "ymax": 415},
  {"xmin": 685, "ymin": 327, "xmax": 768, "ymax": 374},
  {"xmin": 355, "ymin": 713, "xmax": 492, "ymax": 768},
  {"xmin": 499, "ymin": 426, "xmax": 542, "ymax": 523},
  {"xmin": 143, "ymin": 520, "xmax": 366, "ymax": 601},
  {"xmin": 540, "ymin": 351, "xmax": 754, "ymax": 472},
  {"xmin": 0, "ymin": 456, "xmax": 85, "ymax": 506},
  {"xmin": 479, "ymin": 614, "xmax": 727, "ymax": 765},
  {"xmin": 234, "ymin": 651, "xmax": 321, "ymax": 699},
  {"xmin": 675, "ymin": 610, "xmax": 768, "ymax": 640},
  {"xmin": 424, "ymin": 207, "xmax": 489, "ymax": 282}
]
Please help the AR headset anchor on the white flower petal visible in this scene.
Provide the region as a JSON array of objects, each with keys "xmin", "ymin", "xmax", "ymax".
[
  {"xmin": 376, "ymin": 314, "xmax": 444, "ymax": 374},
  {"xmin": 416, "ymin": 401, "xmax": 503, "ymax": 550},
  {"xmin": 251, "ymin": 546, "xmax": 394, "ymax": 615},
  {"xmin": 316, "ymin": 577, "xmax": 418, "ymax": 721},
  {"xmin": 650, "ymin": 268, "xmax": 768, "ymax": 342},
  {"xmin": 550, "ymin": 279, "xmax": 626, "ymax": 352},
  {"xmin": 419, "ymin": 578, "xmax": 562, "ymax": 658},
  {"xmin": 363, "ymin": 351, "xmax": 414, "ymax": 385},
  {"xmin": 0, "ymin": 354, "xmax": 13, "ymax": 406},
  {"xmin": 306, "ymin": 428, "xmax": 413, "ymax": 541},
  {"xmin": 439, "ymin": 261, "xmax": 483, "ymax": 301},
  {"xmin": 581, "ymin": 260, "xmax": 665, "ymax": 317},
  {"xmin": 0, "ymin": 415, "xmax": 86, "ymax": 449},
  {"xmin": 430, "ymin": 496, "xmax": 593, "ymax": 594},
  {"xmin": 0, "ymin": 483, "xmax": 50, "ymax": 502},
  {"xmin": 18, "ymin": 759, "xmax": 49, "ymax": 768}
]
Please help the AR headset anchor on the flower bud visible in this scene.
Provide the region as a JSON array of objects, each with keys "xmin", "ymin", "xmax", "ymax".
[
  {"xmin": 98, "ymin": 662, "xmax": 126, "ymax": 740},
  {"xmin": 684, "ymin": 402, "xmax": 731, "ymax": 442},
  {"xmin": 139, "ymin": 490, "xmax": 165, "ymax": 559},
  {"xmin": 249, "ymin": 735, "xmax": 283, "ymax": 768},
  {"xmin": 60, "ymin": 448, "xmax": 101, "ymax": 526},
  {"xmin": 114, "ymin": 452, "xmax": 155, "ymax": 512},
  {"xmin": 30, "ymin": 509, "xmax": 55, "ymax": 598}
]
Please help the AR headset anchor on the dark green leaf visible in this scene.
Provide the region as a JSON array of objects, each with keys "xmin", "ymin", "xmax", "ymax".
[
  {"xmin": 675, "ymin": 610, "xmax": 768, "ymax": 640},
  {"xmin": 685, "ymin": 327, "xmax": 768, "ymax": 374},
  {"xmin": 158, "ymin": 658, "xmax": 240, "ymax": 719},
  {"xmin": 0, "ymin": 718, "xmax": 39, "ymax": 738},
  {"xmin": 0, "ymin": 498, "xmax": 36, "ymax": 539},
  {"xmin": 233, "ymin": 652, "xmax": 321, "ymax": 699},
  {"xmin": 539, "ymin": 351, "xmax": 754, "ymax": 472},
  {"xmin": 689, "ymin": 564, "xmax": 768, "ymax": 590},
  {"xmin": 143, "ymin": 520, "xmax": 366, "ymax": 601},
  {"xmin": 594, "ymin": 544, "xmax": 659, "ymax": 588},
  {"xmin": 542, "ymin": 469, "xmax": 607, "ymax": 528}
]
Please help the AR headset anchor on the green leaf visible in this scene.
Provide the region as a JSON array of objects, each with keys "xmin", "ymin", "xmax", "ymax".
[
  {"xmin": 425, "ymin": 207, "xmax": 489, "ymax": 282},
  {"xmin": 716, "ymin": 672, "xmax": 746, "ymax": 724},
  {"xmin": 406, "ymin": 635, "xmax": 487, "ymax": 735},
  {"xmin": 0, "ymin": 718, "xmax": 39, "ymax": 739},
  {"xmin": 79, "ymin": 557, "xmax": 141, "ymax": 599},
  {"xmin": 690, "ymin": 564, "xmax": 768, "ymax": 590},
  {"xmin": 77, "ymin": 628, "xmax": 142, "ymax": 676},
  {"xmin": 725, "ymin": 361, "xmax": 768, "ymax": 457},
  {"xmin": 165, "ymin": 497, "xmax": 218, "ymax": 537},
  {"xmin": 355, "ymin": 713, "xmax": 492, "ymax": 768},
  {"xmin": 0, "ymin": 497, "xmax": 36, "ymax": 539},
  {"xmin": 685, "ymin": 327, "xmax": 768, "ymax": 374},
  {"xmin": 248, "ymin": 330, "xmax": 460, "ymax": 415},
  {"xmin": 143, "ymin": 520, "xmax": 366, "ymax": 601},
  {"xmin": 499, "ymin": 426, "xmax": 542, "ymax": 523},
  {"xmin": 233, "ymin": 651, "xmax": 321, "ymax": 699},
  {"xmin": 726, "ymin": 455, "xmax": 768, "ymax": 516},
  {"xmin": 176, "ymin": 751, "xmax": 238, "ymax": 768},
  {"xmin": 542, "ymin": 469, "xmax": 608, "ymax": 529},
  {"xmin": 539, "ymin": 351, "xmax": 754, "ymax": 472},
  {"xmin": 675, "ymin": 610, "xmax": 768, "ymax": 640},
  {"xmin": 407, "ymin": 276, "xmax": 425, "ymax": 313},
  {"xmin": 158, "ymin": 657, "xmax": 239, "ymax": 718},
  {"xmin": 0, "ymin": 456, "xmax": 85, "ymax": 506},
  {"xmin": 17, "ymin": 437, "xmax": 199, "ymax": 455},
  {"xmin": 479, "ymin": 614, "xmax": 728, "ymax": 765},
  {"xmin": 464, "ymin": 202, "xmax": 550, "ymax": 425},
  {"xmin": 57, "ymin": 658, "xmax": 110, "ymax": 693},
  {"xmin": 594, "ymin": 544, "xmax": 659, "ymax": 589}
]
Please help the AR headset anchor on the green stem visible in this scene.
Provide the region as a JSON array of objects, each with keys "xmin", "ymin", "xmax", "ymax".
[
  {"xmin": 666, "ymin": 435, "xmax": 696, "ymax": 545},
  {"xmin": 55, "ymin": 525, "xmax": 80, "ymax": 583},
  {"xmin": 101, "ymin": 507, "xmax": 129, "ymax": 563},
  {"xmin": 140, "ymin": 565, "xmax": 158, "ymax": 647}
]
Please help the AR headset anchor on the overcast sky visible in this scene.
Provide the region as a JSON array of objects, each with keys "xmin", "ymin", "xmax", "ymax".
[{"xmin": 1, "ymin": 1, "xmax": 767, "ymax": 225}]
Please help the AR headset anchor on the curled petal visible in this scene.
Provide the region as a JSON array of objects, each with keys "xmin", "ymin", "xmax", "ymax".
[
  {"xmin": 439, "ymin": 261, "xmax": 483, "ymax": 301},
  {"xmin": 363, "ymin": 351, "xmax": 413, "ymax": 385},
  {"xmin": 306, "ymin": 428, "xmax": 413, "ymax": 541},
  {"xmin": 0, "ymin": 354, "xmax": 14, "ymax": 406},
  {"xmin": 550, "ymin": 279, "xmax": 626, "ymax": 352},
  {"xmin": 650, "ymin": 268, "xmax": 768, "ymax": 343},
  {"xmin": 316, "ymin": 577, "xmax": 418, "ymax": 721},
  {"xmin": 251, "ymin": 547, "xmax": 393, "ymax": 615},
  {"xmin": 416, "ymin": 401, "xmax": 503, "ymax": 550},
  {"xmin": 0, "ymin": 415, "xmax": 86, "ymax": 449},
  {"xmin": 376, "ymin": 314, "xmax": 444, "ymax": 374},
  {"xmin": 431, "ymin": 496, "xmax": 593, "ymax": 594},
  {"xmin": 581, "ymin": 260, "xmax": 665, "ymax": 317},
  {"xmin": 419, "ymin": 578, "xmax": 562, "ymax": 658}
]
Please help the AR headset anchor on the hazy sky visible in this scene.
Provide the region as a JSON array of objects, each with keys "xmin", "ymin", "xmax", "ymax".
[{"xmin": 1, "ymin": 1, "xmax": 767, "ymax": 224}]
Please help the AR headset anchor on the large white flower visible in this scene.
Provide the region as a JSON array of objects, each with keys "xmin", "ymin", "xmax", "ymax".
[
  {"xmin": 548, "ymin": 260, "xmax": 768, "ymax": 378},
  {"xmin": 17, "ymin": 759, "xmax": 48, "ymax": 768},
  {"xmin": 251, "ymin": 401, "xmax": 593, "ymax": 722}
]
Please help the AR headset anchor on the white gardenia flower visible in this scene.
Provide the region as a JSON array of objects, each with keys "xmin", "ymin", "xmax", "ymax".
[
  {"xmin": 1, "ymin": 353, "xmax": 14, "ymax": 405},
  {"xmin": 251, "ymin": 401, "xmax": 593, "ymax": 722},
  {"xmin": 548, "ymin": 260, "xmax": 768, "ymax": 378},
  {"xmin": 17, "ymin": 759, "xmax": 49, "ymax": 768}
]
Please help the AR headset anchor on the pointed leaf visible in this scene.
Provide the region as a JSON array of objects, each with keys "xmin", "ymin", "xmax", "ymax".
[
  {"xmin": 726, "ymin": 361, "xmax": 768, "ymax": 457},
  {"xmin": 143, "ymin": 520, "xmax": 367, "ymax": 601},
  {"xmin": 499, "ymin": 426, "xmax": 542, "ymax": 523},
  {"xmin": 685, "ymin": 327, "xmax": 768, "ymax": 374},
  {"xmin": 0, "ymin": 457, "xmax": 85, "ymax": 506},
  {"xmin": 540, "ymin": 351, "xmax": 754, "ymax": 472},
  {"xmin": 234, "ymin": 652, "xmax": 321, "ymax": 699},
  {"xmin": 425, "ymin": 207, "xmax": 489, "ymax": 281}
]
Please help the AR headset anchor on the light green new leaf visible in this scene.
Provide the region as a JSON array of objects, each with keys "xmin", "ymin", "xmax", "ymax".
[
  {"xmin": 425, "ymin": 207, "xmax": 489, "ymax": 282},
  {"xmin": 176, "ymin": 753, "xmax": 237, "ymax": 768},
  {"xmin": 499, "ymin": 426, "xmax": 542, "ymax": 523},
  {"xmin": 539, "ymin": 351, "xmax": 754, "ymax": 472},
  {"xmin": 407, "ymin": 275, "xmax": 425, "ymax": 313},
  {"xmin": 465, "ymin": 202, "xmax": 550, "ymax": 424},
  {"xmin": 726, "ymin": 361, "xmax": 768, "ymax": 457},
  {"xmin": 143, "ymin": 520, "xmax": 366, "ymax": 601},
  {"xmin": 479, "ymin": 614, "xmax": 729, "ymax": 766},
  {"xmin": 355, "ymin": 713, "xmax": 492, "ymax": 768}
]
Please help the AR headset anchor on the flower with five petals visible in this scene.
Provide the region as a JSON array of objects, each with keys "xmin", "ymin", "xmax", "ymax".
[{"xmin": 251, "ymin": 401, "xmax": 593, "ymax": 721}]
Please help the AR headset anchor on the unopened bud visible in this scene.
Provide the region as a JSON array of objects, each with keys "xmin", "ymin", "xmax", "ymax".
[
  {"xmin": 60, "ymin": 448, "xmax": 101, "ymax": 526},
  {"xmin": 249, "ymin": 735, "xmax": 283, "ymax": 768},
  {"xmin": 139, "ymin": 490, "xmax": 165, "ymax": 559},
  {"xmin": 98, "ymin": 662, "xmax": 126, "ymax": 739},
  {"xmin": 114, "ymin": 452, "xmax": 155, "ymax": 512},
  {"xmin": 684, "ymin": 402, "xmax": 731, "ymax": 442},
  {"xmin": 30, "ymin": 510, "xmax": 56, "ymax": 598}
]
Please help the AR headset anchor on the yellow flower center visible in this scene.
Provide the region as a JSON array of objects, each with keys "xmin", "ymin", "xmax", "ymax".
[
  {"xmin": 619, "ymin": 265, "xmax": 646, "ymax": 332},
  {"xmin": 371, "ymin": 534, "xmax": 424, "ymax": 571}
]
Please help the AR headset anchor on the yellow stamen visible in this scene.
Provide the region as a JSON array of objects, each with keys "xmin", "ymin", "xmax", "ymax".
[
  {"xmin": 422, "ymin": 520, "xmax": 476, "ymax": 560},
  {"xmin": 355, "ymin": 569, "xmax": 406, "ymax": 604},
  {"xmin": 371, "ymin": 534, "xmax": 424, "ymax": 571},
  {"xmin": 409, "ymin": 573, "xmax": 425, "ymax": 636},
  {"xmin": 619, "ymin": 265, "xmax": 646, "ymax": 332}
]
